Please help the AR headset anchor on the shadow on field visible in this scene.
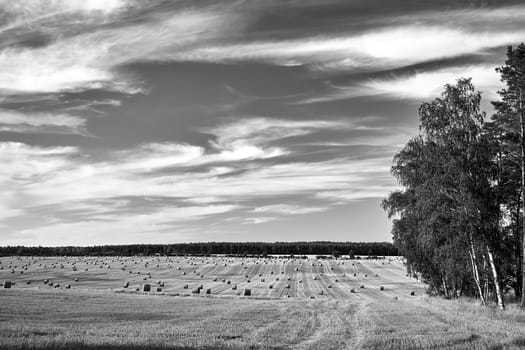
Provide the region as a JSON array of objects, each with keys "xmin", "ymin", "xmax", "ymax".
[
  {"xmin": 0, "ymin": 344, "xmax": 283, "ymax": 350},
  {"xmin": 446, "ymin": 333, "xmax": 480, "ymax": 346},
  {"xmin": 488, "ymin": 337, "xmax": 525, "ymax": 350}
]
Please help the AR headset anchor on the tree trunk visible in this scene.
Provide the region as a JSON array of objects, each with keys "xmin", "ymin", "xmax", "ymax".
[
  {"xmin": 520, "ymin": 88, "xmax": 525, "ymax": 309},
  {"xmin": 487, "ymin": 245, "xmax": 505, "ymax": 310},
  {"xmin": 469, "ymin": 233, "xmax": 486, "ymax": 305},
  {"xmin": 516, "ymin": 193, "xmax": 522, "ymax": 298}
]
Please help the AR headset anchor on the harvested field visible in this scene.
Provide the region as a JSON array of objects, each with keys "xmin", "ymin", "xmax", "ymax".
[
  {"xmin": 0, "ymin": 256, "xmax": 425, "ymax": 299},
  {"xmin": 0, "ymin": 256, "xmax": 523, "ymax": 350}
]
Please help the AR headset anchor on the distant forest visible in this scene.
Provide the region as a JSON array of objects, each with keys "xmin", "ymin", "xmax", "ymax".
[
  {"xmin": 382, "ymin": 44, "xmax": 525, "ymax": 310},
  {"xmin": 0, "ymin": 241, "xmax": 397, "ymax": 257}
]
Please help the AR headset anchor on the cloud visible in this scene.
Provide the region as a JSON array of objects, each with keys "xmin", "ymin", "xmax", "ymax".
[
  {"xmin": 0, "ymin": 109, "xmax": 87, "ymax": 134},
  {"xmin": 0, "ymin": 142, "xmax": 77, "ymax": 181},
  {"xmin": 196, "ymin": 117, "xmax": 348, "ymax": 163},
  {"xmin": 7, "ymin": 204, "xmax": 239, "ymax": 246},
  {"xmin": 0, "ymin": 117, "xmax": 357, "ymax": 209},
  {"xmin": 243, "ymin": 217, "xmax": 277, "ymax": 225},
  {"xmin": 299, "ymin": 64, "xmax": 504, "ymax": 103},
  {"xmin": 253, "ymin": 204, "xmax": 327, "ymax": 215},
  {"xmin": 0, "ymin": 0, "xmax": 134, "ymax": 24},
  {"xmin": 0, "ymin": 4, "xmax": 242, "ymax": 95},
  {"xmin": 113, "ymin": 143, "xmax": 204, "ymax": 173},
  {"xmin": 4, "ymin": 2, "xmax": 524, "ymax": 98},
  {"xmin": 0, "ymin": 134, "xmax": 395, "ymax": 242},
  {"xmin": 364, "ymin": 65, "xmax": 503, "ymax": 100},
  {"xmin": 178, "ymin": 25, "xmax": 525, "ymax": 70}
]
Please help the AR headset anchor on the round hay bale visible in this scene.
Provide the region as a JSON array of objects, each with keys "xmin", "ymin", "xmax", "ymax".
[
  {"xmin": 65, "ymin": 284, "xmax": 71, "ymax": 289},
  {"xmin": 319, "ymin": 290, "xmax": 324, "ymax": 295},
  {"xmin": 49, "ymin": 281, "xmax": 53, "ymax": 286},
  {"xmin": 124, "ymin": 282, "xmax": 129, "ymax": 288},
  {"xmin": 44, "ymin": 279, "xmax": 49, "ymax": 284},
  {"xmin": 285, "ymin": 284, "xmax": 290, "ymax": 289},
  {"xmin": 54, "ymin": 284, "xmax": 60, "ymax": 288},
  {"xmin": 243, "ymin": 289, "xmax": 251, "ymax": 296},
  {"xmin": 206, "ymin": 288, "xmax": 211, "ymax": 294},
  {"xmin": 160, "ymin": 282, "xmax": 164, "ymax": 287},
  {"xmin": 328, "ymin": 284, "xmax": 332, "ymax": 288},
  {"xmin": 143, "ymin": 284, "xmax": 151, "ymax": 292},
  {"xmin": 353, "ymin": 273, "xmax": 356, "ymax": 276},
  {"xmin": 227, "ymin": 280, "xmax": 231, "ymax": 284},
  {"xmin": 360, "ymin": 285, "xmax": 365, "ymax": 289},
  {"xmin": 247, "ymin": 279, "xmax": 250, "ymax": 283},
  {"xmin": 232, "ymin": 285, "xmax": 237, "ymax": 290},
  {"xmin": 364, "ymin": 274, "xmax": 368, "ymax": 277},
  {"xmin": 74, "ymin": 278, "xmax": 79, "ymax": 282},
  {"xmin": 182, "ymin": 272, "xmax": 186, "ymax": 275},
  {"xmin": 350, "ymin": 288, "xmax": 356, "ymax": 293},
  {"xmin": 157, "ymin": 287, "xmax": 162, "ymax": 292},
  {"xmin": 335, "ymin": 279, "xmax": 339, "ymax": 282},
  {"xmin": 410, "ymin": 291, "xmax": 415, "ymax": 296},
  {"xmin": 26, "ymin": 281, "xmax": 31, "ymax": 285},
  {"xmin": 3, "ymin": 281, "xmax": 12, "ymax": 288},
  {"xmin": 380, "ymin": 286, "xmax": 385, "ymax": 291},
  {"xmin": 269, "ymin": 285, "xmax": 273, "ymax": 289},
  {"xmin": 261, "ymin": 278, "xmax": 265, "ymax": 282},
  {"xmin": 183, "ymin": 284, "xmax": 189, "ymax": 289}
]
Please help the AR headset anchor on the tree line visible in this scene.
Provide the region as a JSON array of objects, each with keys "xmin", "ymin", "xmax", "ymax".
[
  {"xmin": 382, "ymin": 44, "xmax": 525, "ymax": 310},
  {"xmin": 0, "ymin": 241, "xmax": 397, "ymax": 258}
]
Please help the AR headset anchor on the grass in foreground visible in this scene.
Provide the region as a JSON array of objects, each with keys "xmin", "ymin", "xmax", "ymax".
[{"xmin": 0, "ymin": 289, "xmax": 524, "ymax": 350}]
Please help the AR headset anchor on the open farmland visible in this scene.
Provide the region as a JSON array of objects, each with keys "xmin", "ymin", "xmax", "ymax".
[
  {"xmin": 1, "ymin": 256, "xmax": 524, "ymax": 350},
  {"xmin": 0, "ymin": 256, "xmax": 425, "ymax": 299}
]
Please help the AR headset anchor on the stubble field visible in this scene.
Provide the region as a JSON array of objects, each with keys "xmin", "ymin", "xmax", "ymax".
[{"xmin": 0, "ymin": 256, "xmax": 524, "ymax": 350}]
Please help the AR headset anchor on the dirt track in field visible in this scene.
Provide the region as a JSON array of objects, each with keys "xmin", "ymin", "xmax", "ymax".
[{"xmin": 1, "ymin": 257, "xmax": 524, "ymax": 350}]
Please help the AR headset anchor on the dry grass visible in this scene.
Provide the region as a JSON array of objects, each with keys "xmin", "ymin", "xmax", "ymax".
[
  {"xmin": 354, "ymin": 296, "xmax": 525, "ymax": 350},
  {"xmin": 0, "ymin": 256, "xmax": 524, "ymax": 350},
  {"xmin": 0, "ymin": 289, "xmax": 523, "ymax": 350}
]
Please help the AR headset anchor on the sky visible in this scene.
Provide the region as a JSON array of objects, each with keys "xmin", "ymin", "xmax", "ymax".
[{"xmin": 1, "ymin": 0, "xmax": 525, "ymax": 246}]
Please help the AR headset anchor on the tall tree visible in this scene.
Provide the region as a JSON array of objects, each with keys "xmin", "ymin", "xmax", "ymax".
[
  {"xmin": 383, "ymin": 79, "xmax": 505, "ymax": 308},
  {"xmin": 493, "ymin": 44, "xmax": 525, "ymax": 308}
]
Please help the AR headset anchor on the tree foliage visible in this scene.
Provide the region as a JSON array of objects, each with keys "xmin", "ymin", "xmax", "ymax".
[{"xmin": 383, "ymin": 79, "xmax": 506, "ymax": 308}]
